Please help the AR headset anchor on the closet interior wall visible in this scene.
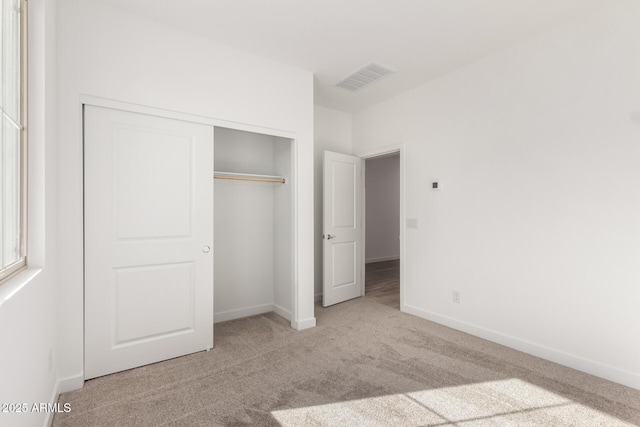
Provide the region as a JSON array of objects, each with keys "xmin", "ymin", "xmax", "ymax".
[{"xmin": 213, "ymin": 127, "xmax": 293, "ymax": 323}]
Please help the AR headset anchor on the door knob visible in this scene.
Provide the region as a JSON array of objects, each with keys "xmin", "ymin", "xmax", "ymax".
[
  {"xmin": 203, "ymin": 245, "xmax": 211, "ymax": 253},
  {"xmin": 326, "ymin": 234, "xmax": 336, "ymax": 240}
]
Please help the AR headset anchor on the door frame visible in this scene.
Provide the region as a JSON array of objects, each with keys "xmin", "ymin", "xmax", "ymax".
[
  {"xmin": 80, "ymin": 96, "xmax": 302, "ymax": 367},
  {"xmin": 357, "ymin": 144, "xmax": 406, "ymax": 312}
]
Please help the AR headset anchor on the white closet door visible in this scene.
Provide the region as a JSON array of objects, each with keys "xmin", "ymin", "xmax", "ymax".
[
  {"xmin": 84, "ymin": 105, "xmax": 214, "ymax": 379},
  {"xmin": 323, "ymin": 151, "xmax": 363, "ymax": 307}
]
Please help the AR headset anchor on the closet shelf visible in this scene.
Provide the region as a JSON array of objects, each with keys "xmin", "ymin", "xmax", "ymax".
[{"xmin": 213, "ymin": 171, "xmax": 285, "ymax": 184}]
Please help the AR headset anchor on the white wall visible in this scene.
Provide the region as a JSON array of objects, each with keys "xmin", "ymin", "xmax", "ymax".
[
  {"xmin": 0, "ymin": 1, "xmax": 59, "ymax": 426},
  {"xmin": 365, "ymin": 155, "xmax": 400, "ymax": 263},
  {"xmin": 313, "ymin": 106, "xmax": 353, "ymax": 298},
  {"xmin": 354, "ymin": 1, "xmax": 640, "ymax": 389},
  {"xmin": 56, "ymin": 0, "xmax": 315, "ymax": 388}
]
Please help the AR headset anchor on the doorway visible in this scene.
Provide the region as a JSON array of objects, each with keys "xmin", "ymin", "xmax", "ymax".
[
  {"xmin": 321, "ymin": 147, "xmax": 404, "ymax": 309},
  {"xmin": 364, "ymin": 152, "xmax": 401, "ymax": 309}
]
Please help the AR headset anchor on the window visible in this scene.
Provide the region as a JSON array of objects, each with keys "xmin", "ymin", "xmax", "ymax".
[{"xmin": 0, "ymin": 0, "xmax": 26, "ymax": 283}]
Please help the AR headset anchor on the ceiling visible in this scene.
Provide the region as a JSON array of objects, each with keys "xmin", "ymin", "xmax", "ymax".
[{"xmin": 95, "ymin": 0, "xmax": 614, "ymax": 113}]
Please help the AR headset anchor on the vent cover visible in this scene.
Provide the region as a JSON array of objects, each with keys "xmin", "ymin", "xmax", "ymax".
[{"xmin": 336, "ymin": 62, "xmax": 397, "ymax": 91}]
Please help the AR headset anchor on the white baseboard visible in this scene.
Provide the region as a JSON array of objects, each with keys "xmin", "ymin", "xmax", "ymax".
[
  {"xmin": 292, "ymin": 317, "xmax": 316, "ymax": 330},
  {"xmin": 56, "ymin": 374, "xmax": 84, "ymax": 394},
  {"xmin": 403, "ymin": 304, "xmax": 640, "ymax": 390},
  {"xmin": 45, "ymin": 374, "xmax": 84, "ymax": 427},
  {"xmin": 272, "ymin": 303, "xmax": 291, "ymax": 321},
  {"xmin": 45, "ymin": 382, "xmax": 58, "ymax": 427},
  {"xmin": 214, "ymin": 303, "xmax": 273, "ymax": 323},
  {"xmin": 366, "ymin": 255, "xmax": 400, "ymax": 264},
  {"xmin": 314, "ymin": 293, "xmax": 322, "ymax": 302}
]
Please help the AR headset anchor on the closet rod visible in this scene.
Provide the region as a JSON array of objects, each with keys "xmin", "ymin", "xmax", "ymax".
[{"xmin": 213, "ymin": 171, "xmax": 285, "ymax": 184}]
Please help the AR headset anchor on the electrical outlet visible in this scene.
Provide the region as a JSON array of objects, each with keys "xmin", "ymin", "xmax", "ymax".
[{"xmin": 452, "ymin": 290, "xmax": 461, "ymax": 304}]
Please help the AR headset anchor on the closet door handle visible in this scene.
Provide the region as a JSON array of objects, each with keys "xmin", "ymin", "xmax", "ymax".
[
  {"xmin": 203, "ymin": 245, "xmax": 211, "ymax": 253},
  {"xmin": 326, "ymin": 234, "xmax": 336, "ymax": 240}
]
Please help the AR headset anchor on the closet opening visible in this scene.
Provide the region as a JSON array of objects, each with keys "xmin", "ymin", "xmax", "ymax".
[
  {"xmin": 364, "ymin": 151, "xmax": 401, "ymax": 310},
  {"xmin": 213, "ymin": 127, "xmax": 295, "ymax": 325}
]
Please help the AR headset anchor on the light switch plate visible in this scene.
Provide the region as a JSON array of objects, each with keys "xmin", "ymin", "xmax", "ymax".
[{"xmin": 406, "ymin": 218, "xmax": 418, "ymax": 229}]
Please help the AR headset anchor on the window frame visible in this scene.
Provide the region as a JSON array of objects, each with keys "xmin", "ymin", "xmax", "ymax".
[{"xmin": 0, "ymin": 0, "xmax": 27, "ymax": 283}]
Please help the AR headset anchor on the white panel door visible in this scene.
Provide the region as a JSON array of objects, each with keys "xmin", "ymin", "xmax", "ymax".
[
  {"xmin": 84, "ymin": 105, "xmax": 214, "ymax": 379},
  {"xmin": 323, "ymin": 151, "xmax": 363, "ymax": 307}
]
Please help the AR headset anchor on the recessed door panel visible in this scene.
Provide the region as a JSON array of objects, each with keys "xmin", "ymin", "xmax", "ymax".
[
  {"xmin": 114, "ymin": 262, "xmax": 195, "ymax": 345},
  {"xmin": 332, "ymin": 242, "xmax": 356, "ymax": 288},
  {"xmin": 332, "ymin": 161, "xmax": 356, "ymax": 229},
  {"xmin": 115, "ymin": 127, "xmax": 193, "ymax": 239}
]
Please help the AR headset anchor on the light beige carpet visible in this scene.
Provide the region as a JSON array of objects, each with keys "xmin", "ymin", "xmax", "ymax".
[{"xmin": 53, "ymin": 298, "xmax": 640, "ymax": 426}]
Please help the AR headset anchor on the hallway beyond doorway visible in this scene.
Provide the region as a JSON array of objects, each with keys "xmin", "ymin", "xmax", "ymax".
[{"xmin": 365, "ymin": 260, "xmax": 400, "ymax": 309}]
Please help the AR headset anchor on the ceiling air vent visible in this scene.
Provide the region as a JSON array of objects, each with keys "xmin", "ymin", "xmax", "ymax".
[{"xmin": 336, "ymin": 61, "xmax": 397, "ymax": 92}]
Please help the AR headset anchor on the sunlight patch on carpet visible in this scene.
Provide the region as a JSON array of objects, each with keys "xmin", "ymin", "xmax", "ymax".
[{"xmin": 271, "ymin": 378, "xmax": 632, "ymax": 426}]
